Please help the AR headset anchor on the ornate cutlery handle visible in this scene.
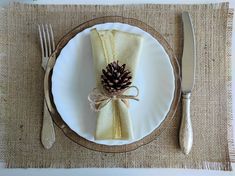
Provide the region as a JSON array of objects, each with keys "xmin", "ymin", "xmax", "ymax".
[
  {"xmin": 41, "ymin": 99, "xmax": 55, "ymax": 149},
  {"xmin": 179, "ymin": 93, "xmax": 193, "ymax": 154},
  {"xmin": 42, "ymin": 53, "xmax": 56, "ymax": 149}
]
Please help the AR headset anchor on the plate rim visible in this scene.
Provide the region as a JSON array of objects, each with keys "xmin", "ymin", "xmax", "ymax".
[{"xmin": 45, "ymin": 16, "xmax": 181, "ymax": 153}]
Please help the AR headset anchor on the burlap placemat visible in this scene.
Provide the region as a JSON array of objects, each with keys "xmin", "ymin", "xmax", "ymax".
[{"xmin": 0, "ymin": 2, "xmax": 234, "ymax": 170}]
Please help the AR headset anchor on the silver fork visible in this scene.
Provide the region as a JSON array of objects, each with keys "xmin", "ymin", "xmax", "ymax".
[{"xmin": 38, "ymin": 24, "xmax": 56, "ymax": 149}]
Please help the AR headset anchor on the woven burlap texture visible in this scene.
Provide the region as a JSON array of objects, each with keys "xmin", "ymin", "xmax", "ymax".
[{"xmin": 0, "ymin": 2, "xmax": 234, "ymax": 170}]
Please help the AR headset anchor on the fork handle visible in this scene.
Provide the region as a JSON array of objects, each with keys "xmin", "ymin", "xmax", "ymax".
[
  {"xmin": 179, "ymin": 93, "xmax": 193, "ymax": 155},
  {"xmin": 41, "ymin": 99, "xmax": 55, "ymax": 149}
]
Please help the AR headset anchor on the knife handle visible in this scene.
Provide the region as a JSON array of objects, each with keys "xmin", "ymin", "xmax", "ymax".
[
  {"xmin": 179, "ymin": 93, "xmax": 193, "ymax": 154},
  {"xmin": 41, "ymin": 99, "xmax": 55, "ymax": 149}
]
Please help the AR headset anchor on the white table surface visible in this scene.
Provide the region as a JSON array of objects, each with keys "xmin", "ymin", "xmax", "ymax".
[{"xmin": 0, "ymin": 0, "xmax": 235, "ymax": 175}]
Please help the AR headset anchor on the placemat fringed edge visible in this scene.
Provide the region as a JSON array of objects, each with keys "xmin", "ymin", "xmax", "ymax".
[
  {"xmin": 0, "ymin": 8, "xmax": 8, "ymax": 165},
  {"xmin": 3, "ymin": 159, "xmax": 233, "ymax": 170},
  {"xmin": 226, "ymin": 8, "xmax": 235, "ymax": 163},
  {"xmin": 11, "ymin": 2, "xmax": 230, "ymax": 13}
]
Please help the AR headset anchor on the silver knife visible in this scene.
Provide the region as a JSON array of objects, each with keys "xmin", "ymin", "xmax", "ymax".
[{"xmin": 179, "ymin": 12, "xmax": 196, "ymax": 155}]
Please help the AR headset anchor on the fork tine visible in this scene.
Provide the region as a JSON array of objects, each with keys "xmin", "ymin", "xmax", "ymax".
[
  {"xmin": 49, "ymin": 24, "xmax": 55, "ymax": 51},
  {"xmin": 41, "ymin": 24, "xmax": 48, "ymax": 57},
  {"xmin": 45, "ymin": 24, "xmax": 52, "ymax": 56},
  {"xmin": 38, "ymin": 25, "xmax": 45, "ymax": 57}
]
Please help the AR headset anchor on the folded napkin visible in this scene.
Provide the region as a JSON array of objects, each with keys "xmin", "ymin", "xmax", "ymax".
[{"xmin": 90, "ymin": 29, "xmax": 143, "ymax": 140}]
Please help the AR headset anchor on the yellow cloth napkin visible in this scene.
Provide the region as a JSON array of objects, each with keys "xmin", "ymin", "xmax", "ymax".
[{"xmin": 90, "ymin": 28, "xmax": 143, "ymax": 140}]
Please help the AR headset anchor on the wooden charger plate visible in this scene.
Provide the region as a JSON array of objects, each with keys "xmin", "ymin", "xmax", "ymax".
[{"xmin": 44, "ymin": 16, "xmax": 181, "ymax": 153}]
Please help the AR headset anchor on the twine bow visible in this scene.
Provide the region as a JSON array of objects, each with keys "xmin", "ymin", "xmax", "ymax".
[{"xmin": 88, "ymin": 86, "xmax": 139, "ymax": 111}]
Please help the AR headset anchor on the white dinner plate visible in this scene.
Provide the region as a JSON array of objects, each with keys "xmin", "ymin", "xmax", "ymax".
[{"xmin": 52, "ymin": 22, "xmax": 175, "ymax": 145}]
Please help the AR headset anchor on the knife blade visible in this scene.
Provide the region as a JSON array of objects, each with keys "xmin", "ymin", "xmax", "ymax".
[
  {"xmin": 181, "ymin": 12, "xmax": 196, "ymax": 92},
  {"xmin": 179, "ymin": 12, "xmax": 196, "ymax": 155}
]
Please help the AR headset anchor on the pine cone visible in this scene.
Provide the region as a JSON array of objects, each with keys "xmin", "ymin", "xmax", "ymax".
[{"xmin": 101, "ymin": 61, "xmax": 132, "ymax": 95}]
